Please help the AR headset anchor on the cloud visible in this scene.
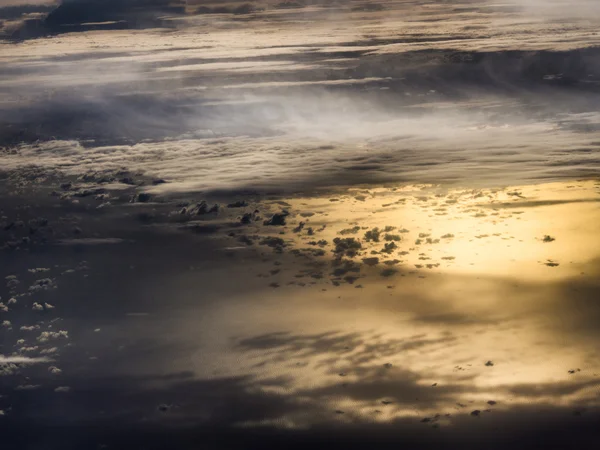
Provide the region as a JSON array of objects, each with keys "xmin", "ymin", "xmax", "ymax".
[
  {"xmin": 48, "ymin": 365, "xmax": 62, "ymax": 374},
  {"xmin": 2, "ymin": 0, "xmax": 187, "ymax": 38},
  {"xmin": 0, "ymin": 1, "xmax": 56, "ymax": 5},
  {"xmin": 0, "ymin": 355, "xmax": 52, "ymax": 363},
  {"xmin": 43, "ymin": 0, "xmax": 185, "ymax": 27},
  {"xmin": 2, "ymin": 8, "xmax": 600, "ymax": 193},
  {"xmin": 518, "ymin": 0, "xmax": 600, "ymax": 18},
  {"xmin": 36, "ymin": 330, "xmax": 69, "ymax": 342},
  {"xmin": 54, "ymin": 385, "xmax": 71, "ymax": 392}
]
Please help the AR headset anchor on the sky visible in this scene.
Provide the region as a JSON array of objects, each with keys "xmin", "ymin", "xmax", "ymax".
[{"xmin": 1, "ymin": 2, "xmax": 600, "ymax": 449}]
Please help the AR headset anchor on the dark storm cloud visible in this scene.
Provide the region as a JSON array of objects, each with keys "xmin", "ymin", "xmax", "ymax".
[
  {"xmin": 3, "ymin": 0, "xmax": 187, "ymax": 38},
  {"xmin": 43, "ymin": 0, "xmax": 186, "ymax": 27}
]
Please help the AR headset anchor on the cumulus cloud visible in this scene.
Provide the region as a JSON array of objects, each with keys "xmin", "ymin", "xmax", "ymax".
[
  {"xmin": 40, "ymin": 347, "xmax": 59, "ymax": 354},
  {"xmin": 28, "ymin": 278, "xmax": 56, "ymax": 292},
  {"xmin": 37, "ymin": 330, "xmax": 68, "ymax": 342},
  {"xmin": 0, "ymin": 363, "xmax": 19, "ymax": 376},
  {"xmin": 19, "ymin": 346, "xmax": 39, "ymax": 352},
  {"xmin": 48, "ymin": 365, "xmax": 62, "ymax": 374}
]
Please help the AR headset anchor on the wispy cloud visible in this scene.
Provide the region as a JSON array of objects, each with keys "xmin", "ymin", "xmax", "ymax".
[{"xmin": 0, "ymin": 355, "xmax": 52, "ymax": 363}]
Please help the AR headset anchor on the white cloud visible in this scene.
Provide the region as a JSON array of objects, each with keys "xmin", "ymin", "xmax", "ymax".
[
  {"xmin": 19, "ymin": 346, "xmax": 39, "ymax": 353},
  {"xmin": 15, "ymin": 384, "xmax": 41, "ymax": 390},
  {"xmin": 0, "ymin": 355, "xmax": 52, "ymax": 363},
  {"xmin": 40, "ymin": 347, "xmax": 58, "ymax": 354},
  {"xmin": 0, "ymin": 363, "xmax": 18, "ymax": 376},
  {"xmin": 37, "ymin": 330, "xmax": 68, "ymax": 342},
  {"xmin": 48, "ymin": 365, "xmax": 62, "ymax": 374},
  {"xmin": 29, "ymin": 278, "xmax": 55, "ymax": 292}
]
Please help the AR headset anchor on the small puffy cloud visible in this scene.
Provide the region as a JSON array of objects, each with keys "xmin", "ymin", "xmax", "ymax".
[
  {"xmin": 29, "ymin": 278, "xmax": 56, "ymax": 292},
  {"xmin": 0, "ymin": 363, "xmax": 19, "ymax": 376},
  {"xmin": 20, "ymin": 325, "xmax": 40, "ymax": 331},
  {"xmin": 40, "ymin": 347, "xmax": 58, "ymax": 354},
  {"xmin": 0, "ymin": 303, "xmax": 7, "ymax": 312},
  {"xmin": 37, "ymin": 330, "xmax": 68, "ymax": 342},
  {"xmin": 19, "ymin": 346, "xmax": 39, "ymax": 353},
  {"xmin": 28, "ymin": 268, "xmax": 50, "ymax": 273},
  {"xmin": 15, "ymin": 384, "xmax": 41, "ymax": 390},
  {"xmin": 44, "ymin": 303, "xmax": 55, "ymax": 309},
  {"xmin": 7, "ymin": 298, "xmax": 17, "ymax": 305},
  {"xmin": 54, "ymin": 386, "xmax": 71, "ymax": 393},
  {"xmin": 2, "ymin": 320, "xmax": 11, "ymax": 328},
  {"xmin": 48, "ymin": 365, "xmax": 62, "ymax": 375},
  {"xmin": 32, "ymin": 302, "xmax": 44, "ymax": 311}
]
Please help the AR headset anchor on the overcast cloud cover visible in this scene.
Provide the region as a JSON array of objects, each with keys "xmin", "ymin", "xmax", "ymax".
[{"xmin": 1, "ymin": 0, "xmax": 600, "ymax": 193}]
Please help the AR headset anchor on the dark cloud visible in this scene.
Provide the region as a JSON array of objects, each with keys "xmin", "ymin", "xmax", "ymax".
[
  {"xmin": 2, "ymin": 341, "xmax": 600, "ymax": 450},
  {"xmin": 3, "ymin": 0, "xmax": 187, "ymax": 38},
  {"xmin": 43, "ymin": 0, "xmax": 185, "ymax": 27},
  {"xmin": 0, "ymin": 3, "xmax": 56, "ymax": 21},
  {"xmin": 1, "ymin": 182, "xmax": 599, "ymax": 448}
]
